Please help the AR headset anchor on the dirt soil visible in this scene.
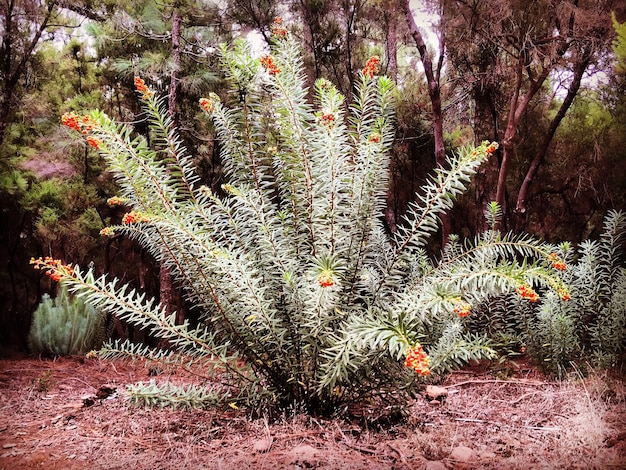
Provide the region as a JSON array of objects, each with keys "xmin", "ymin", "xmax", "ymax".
[{"xmin": 0, "ymin": 354, "xmax": 625, "ymax": 470}]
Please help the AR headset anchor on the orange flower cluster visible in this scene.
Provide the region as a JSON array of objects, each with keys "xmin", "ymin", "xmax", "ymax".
[
  {"xmin": 134, "ymin": 76, "xmax": 154, "ymax": 99},
  {"xmin": 62, "ymin": 112, "xmax": 96, "ymax": 134},
  {"xmin": 362, "ymin": 56, "xmax": 380, "ymax": 79},
  {"xmin": 99, "ymin": 227, "xmax": 116, "ymax": 237},
  {"xmin": 271, "ymin": 17, "xmax": 288, "ymax": 39},
  {"xmin": 404, "ymin": 344, "xmax": 431, "ymax": 376},
  {"xmin": 547, "ymin": 253, "xmax": 566, "ymax": 271},
  {"xmin": 319, "ymin": 112, "xmax": 335, "ymax": 127},
  {"xmin": 61, "ymin": 111, "xmax": 81, "ymax": 131},
  {"xmin": 557, "ymin": 287, "xmax": 571, "ymax": 301},
  {"xmin": 517, "ymin": 282, "xmax": 539, "ymax": 302},
  {"xmin": 30, "ymin": 257, "xmax": 74, "ymax": 282},
  {"xmin": 62, "ymin": 112, "xmax": 101, "ymax": 149},
  {"xmin": 122, "ymin": 211, "xmax": 150, "ymax": 225},
  {"xmin": 318, "ymin": 270, "xmax": 335, "ymax": 288},
  {"xmin": 79, "ymin": 116, "xmax": 95, "ymax": 135},
  {"xmin": 485, "ymin": 142, "xmax": 498, "ymax": 154},
  {"xmin": 368, "ymin": 132, "xmax": 382, "ymax": 143},
  {"xmin": 199, "ymin": 97, "xmax": 215, "ymax": 113},
  {"xmin": 469, "ymin": 141, "xmax": 498, "ymax": 160},
  {"xmin": 86, "ymin": 136, "xmax": 101, "ymax": 150},
  {"xmin": 260, "ymin": 55, "xmax": 281, "ymax": 76},
  {"xmin": 453, "ymin": 301, "xmax": 472, "ymax": 318},
  {"xmin": 107, "ymin": 196, "xmax": 127, "ymax": 206}
]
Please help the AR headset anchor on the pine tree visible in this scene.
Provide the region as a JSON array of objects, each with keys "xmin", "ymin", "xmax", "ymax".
[{"xmin": 35, "ymin": 21, "xmax": 567, "ymax": 413}]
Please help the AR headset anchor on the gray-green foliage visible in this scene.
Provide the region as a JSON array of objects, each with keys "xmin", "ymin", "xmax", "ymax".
[
  {"xmin": 126, "ymin": 380, "xmax": 229, "ymax": 410},
  {"xmin": 471, "ymin": 210, "xmax": 626, "ymax": 376},
  {"xmin": 28, "ymin": 284, "xmax": 106, "ymax": 356},
  {"xmin": 54, "ymin": 31, "xmax": 565, "ymax": 413}
]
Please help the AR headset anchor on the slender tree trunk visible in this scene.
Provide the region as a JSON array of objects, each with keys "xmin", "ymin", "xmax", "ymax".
[
  {"xmin": 160, "ymin": 6, "xmax": 181, "ymax": 324},
  {"xmin": 514, "ymin": 55, "xmax": 590, "ymax": 229},
  {"xmin": 296, "ymin": 0, "xmax": 319, "ymax": 95},
  {"xmin": 383, "ymin": 0, "xmax": 400, "ymax": 232},
  {"xmin": 133, "ymin": 249, "xmax": 147, "ymax": 341},
  {"xmin": 494, "ymin": 59, "xmax": 523, "ymax": 217},
  {"xmin": 402, "ymin": 0, "xmax": 450, "ymax": 245},
  {"xmin": 168, "ymin": 8, "xmax": 181, "ymax": 127},
  {"xmin": 342, "ymin": 0, "xmax": 359, "ymax": 100},
  {"xmin": 495, "ymin": 56, "xmax": 550, "ymax": 226},
  {"xmin": 384, "ymin": 2, "xmax": 399, "ymax": 81},
  {"xmin": 472, "ymin": 86, "xmax": 500, "ymax": 232}
]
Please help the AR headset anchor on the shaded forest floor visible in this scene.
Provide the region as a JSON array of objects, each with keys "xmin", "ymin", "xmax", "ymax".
[{"xmin": 0, "ymin": 354, "xmax": 625, "ymax": 469}]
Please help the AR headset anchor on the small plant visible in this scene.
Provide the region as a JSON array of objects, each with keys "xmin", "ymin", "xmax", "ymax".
[
  {"xmin": 34, "ymin": 21, "xmax": 566, "ymax": 413},
  {"xmin": 27, "ymin": 281, "xmax": 106, "ymax": 356},
  {"xmin": 34, "ymin": 370, "xmax": 54, "ymax": 392}
]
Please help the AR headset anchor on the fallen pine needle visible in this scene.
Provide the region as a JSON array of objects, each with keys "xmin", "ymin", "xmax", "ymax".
[
  {"xmin": 454, "ymin": 417, "xmax": 560, "ymax": 432},
  {"xmin": 445, "ymin": 379, "xmax": 555, "ymax": 388}
]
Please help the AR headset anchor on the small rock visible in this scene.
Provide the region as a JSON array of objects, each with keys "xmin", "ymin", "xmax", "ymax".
[
  {"xmin": 425, "ymin": 460, "xmax": 448, "ymax": 470},
  {"xmin": 252, "ymin": 438, "xmax": 272, "ymax": 453},
  {"xmin": 425, "ymin": 385, "xmax": 448, "ymax": 400},
  {"xmin": 449, "ymin": 446, "xmax": 476, "ymax": 462},
  {"xmin": 288, "ymin": 444, "xmax": 318, "ymax": 465},
  {"xmin": 478, "ymin": 451, "xmax": 497, "ymax": 461},
  {"xmin": 2, "ymin": 443, "xmax": 16, "ymax": 449},
  {"xmin": 96, "ymin": 385, "xmax": 116, "ymax": 399},
  {"xmin": 82, "ymin": 396, "xmax": 95, "ymax": 407}
]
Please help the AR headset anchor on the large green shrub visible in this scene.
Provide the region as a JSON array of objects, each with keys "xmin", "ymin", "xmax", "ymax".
[
  {"xmin": 35, "ymin": 23, "xmax": 566, "ymax": 413},
  {"xmin": 28, "ymin": 283, "xmax": 106, "ymax": 356}
]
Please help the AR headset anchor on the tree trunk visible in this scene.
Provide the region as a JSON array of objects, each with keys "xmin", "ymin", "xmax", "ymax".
[
  {"xmin": 514, "ymin": 55, "xmax": 591, "ymax": 229},
  {"xmin": 384, "ymin": 2, "xmax": 399, "ymax": 81},
  {"xmin": 296, "ymin": 0, "xmax": 319, "ymax": 95},
  {"xmin": 160, "ymin": 6, "xmax": 181, "ymax": 324},
  {"xmin": 402, "ymin": 0, "xmax": 450, "ymax": 245},
  {"xmin": 168, "ymin": 8, "xmax": 181, "ymax": 127},
  {"xmin": 472, "ymin": 86, "xmax": 500, "ymax": 232},
  {"xmin": 495, "ymin": 56, "xmax": 551, "ymax": 227},
  {"xmin": 342, "ymin": 0, "xmax": 358, "ymax": 100}
]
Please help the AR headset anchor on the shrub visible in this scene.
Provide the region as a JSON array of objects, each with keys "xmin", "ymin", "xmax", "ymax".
[
  {"xmin": 469, "ymin": 210, "xmax": 626, "ymax": 376},
  {"xmin": 28, "ymin": 283, "xmax": 106, "ymax": 356},
  {"xmin": 34, "ymin": 23, "xmax": 566, "ymax": 413}
]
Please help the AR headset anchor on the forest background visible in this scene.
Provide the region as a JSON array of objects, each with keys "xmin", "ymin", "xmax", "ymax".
[{"xmin": 1, "ymin": 0, "xmax": 626, "ymax": 352}]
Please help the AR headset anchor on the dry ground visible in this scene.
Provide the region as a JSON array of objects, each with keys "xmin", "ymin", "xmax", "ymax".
[{"xmin": 0, "ymin": 354, "xmax": 625, "ymax": 469}]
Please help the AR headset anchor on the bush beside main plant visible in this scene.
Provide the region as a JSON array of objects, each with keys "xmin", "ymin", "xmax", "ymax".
[
  {"xmin": 33, "ymin": 19, "xmax": 568, "ymax": 413},
  {"xmin": 28, "ymin": 282, "xmax": 106, "ymax": 356},
  {"xmin": 469, "ymin": 210, "xmax": 626, "ymax": 377}
]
